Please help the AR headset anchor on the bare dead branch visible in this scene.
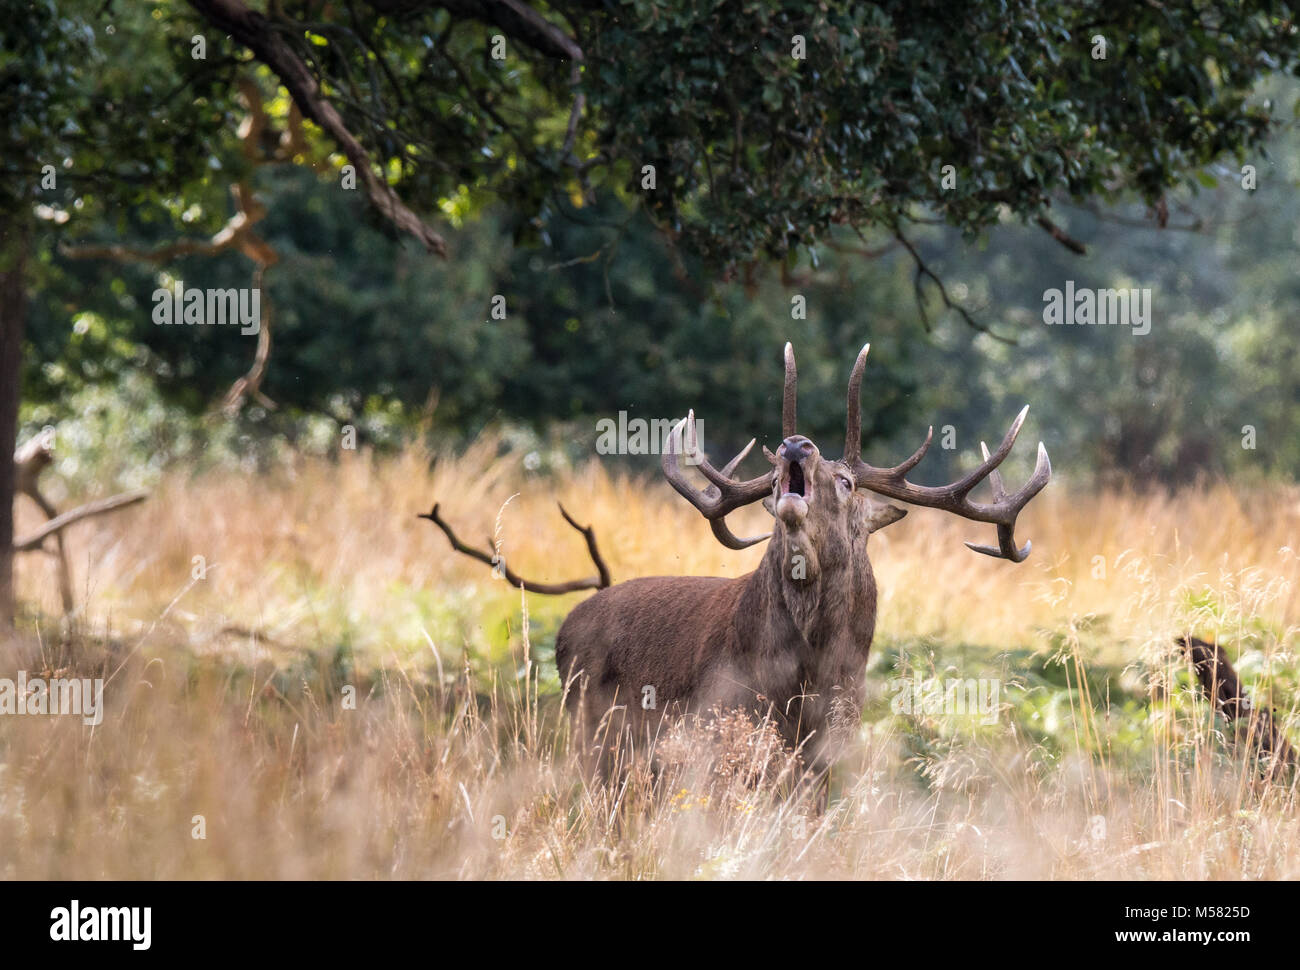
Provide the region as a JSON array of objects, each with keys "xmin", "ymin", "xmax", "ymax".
[
  {"xmin": 420, "ymin": 501, "xmax": 611, "ymax": 593},
  {"xmin": 14, "ymin": 490, "xmax": 149, "ymax": 553},
  {"xmin": 14, "ymin": 436, "xmax": 72, "ymax": 612}
]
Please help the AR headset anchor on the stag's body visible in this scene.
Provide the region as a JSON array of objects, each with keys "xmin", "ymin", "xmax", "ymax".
[{"xmin": 556, "ymin": 524, "xmax": 880, "ymax": 770}]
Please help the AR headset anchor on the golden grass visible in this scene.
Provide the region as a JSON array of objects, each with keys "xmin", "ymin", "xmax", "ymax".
[{"xmin": 3, "ymin": 440, "xmax": 1299, "ymax": 879}]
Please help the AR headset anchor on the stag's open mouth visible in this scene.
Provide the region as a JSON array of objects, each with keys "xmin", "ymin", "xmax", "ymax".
[
  {"xmin": 780, "ymin": 459, "xmax": 810, "ymax": 499},
  {"xmin": 784, "ymin": 462, "xmax": 805, "ymax": 497},
  {"xmin": 776, "ymin": 458, "xmax": 811, "ymax": 525}
]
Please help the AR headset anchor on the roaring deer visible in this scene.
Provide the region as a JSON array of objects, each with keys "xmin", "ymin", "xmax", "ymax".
[{"xmin": 423, "ymin": 343, "xmax": 1050, "ymax": 781}]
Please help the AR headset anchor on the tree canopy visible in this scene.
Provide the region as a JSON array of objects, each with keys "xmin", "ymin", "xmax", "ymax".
[
  {"xmin": 177, "ymin": 1, "xmax": 1300, "ymax": 269},
  {"xmin": 5, "ymin": 0, "xmax": 1300, "ymax": 625}
]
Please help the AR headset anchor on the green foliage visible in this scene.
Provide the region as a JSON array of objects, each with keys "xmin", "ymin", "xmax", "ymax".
[
  {"xmin": 577, "ymin": 0, "xmax": 1297, "ymax": 269},
  {"xmin": 1, "ymin": 0, "xmax": 239, "ymax": 218},
  {"xmin": 28, "ymin": 167, "xmax": 926, "ymax": 463},
  {"xmin": 881, "ymin": 89, "xmax": 1300, "ymax": 485},
  {"xmin": 130, "ymin": 0, "xmax": 1300, "ymax": 274},
  {"xmin": 11, "ymin": 0, "xmax": 1300, "ymax": 487}
]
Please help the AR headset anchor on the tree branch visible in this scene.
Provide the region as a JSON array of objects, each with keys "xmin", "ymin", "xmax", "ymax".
[
  {"xmin": 14, "ymin": 490, "xmax": 149, "ymax": 553},
  {"xmin": 220, "ymin": 261, "xmax": 276, "ymax": 414},
  {"xmin": 419, "ymin": 500, "xmax": 611, "ymax": 593},
  {"xmin": 892, "ymin": 229, "xmax": 1015, "ymax": 345},
  {"xmin": 1035, "ymin": 213, "xmax": 1087, "ymax": 255},
  {"xmin": 368, "ymin": 0, "xmax": 583, "ymax": 62},
  {"xmin": 188, "ymin": 0, "xmax": 448, "ymax": 255},
  {"xmin": 63, "ymin": 173, "xmax": 279, "ymax": 416},
  {"xmin": 62, "ymin": 182, "xmax": 276, "ymax": 266}
]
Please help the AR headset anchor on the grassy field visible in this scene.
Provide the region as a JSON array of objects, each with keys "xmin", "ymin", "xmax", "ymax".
[{"xmin": 3, "ymin": 440, "xmax": 1299, "ymax": 879}]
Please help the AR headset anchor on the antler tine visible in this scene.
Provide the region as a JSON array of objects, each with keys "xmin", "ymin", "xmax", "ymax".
[
  {"xmin": 782, "ymin": 342, "xmax": 797, "ymax": 438},
  {"xmin": 842, "ymin": 341, "xmax": 933, "ymax": 476},
  {"xmin": 979, "ymin": 441, "xmax": 1008, "ymax": 502},
  {"xmin": 887, "ymin": 426, "xmax": 934, "ymax": 477},
  {"xmin": 963, "ymin": 442, "xmax": 1052, "ymax": 562},
  {"xmin": 711, "ymin": 517, "xmax": 771, "ymax": 550},
  {"xmin": 717, "ymin": 438, "xmax": 756, "ymax": 479},
  {"xmin": 843, "ymin": 342, "xmax": 870, "ymax": 463},
  {"xmin": 947, "ymin": 405, "xmax": 1030, "ymax": 499},
  {"xmin": 844, "ymin": 345, "xmax": 1052, "ymax": 561},
  {"xmin": 662, "ymin": 413, "xmax": 773, "ymax": 550},
  {"xmin": 842, "ymin": 343, "xmax": 937, "ymax": 479}
]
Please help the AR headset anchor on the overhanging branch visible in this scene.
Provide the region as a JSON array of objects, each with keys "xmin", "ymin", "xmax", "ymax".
[
  {"xmin": 62, "ymin": 183, "xmax": 274, "ymax": 266},
  {"xmin": 892, "ymin": 229, "xmax": 1015, "ymax": 345},
  {"xmin": 188, "ymin": 0, "xmax": 448, "ymax": 256},
  {"xmin": 367, "ymin": 0, "xmax": 583, "ymax": 62},
  {"xmin": 1035, "ymin": 214, "xmax": 1087, "ymax": 255}
]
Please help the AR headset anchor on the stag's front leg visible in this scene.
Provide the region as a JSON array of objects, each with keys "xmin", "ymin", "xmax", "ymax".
[{"xmin": 788, "ymin": 671, "xmax": 866, "ymax": 809}]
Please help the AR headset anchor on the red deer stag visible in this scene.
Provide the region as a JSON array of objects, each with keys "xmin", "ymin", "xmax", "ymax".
[{"xmin": 423, "ymin": 343, "xmax": 1050, "ymax": 779}]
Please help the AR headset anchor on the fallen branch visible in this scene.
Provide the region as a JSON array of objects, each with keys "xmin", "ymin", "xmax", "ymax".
[
  {"xmin": 420, "ymin": 501, "xmax": 611, "ymax": 594},
  {"xmin": 1178, "ymin": 636, "xmax": 1296, "ymax": 781},
  {"xmin": 14, "ymin": 436, "xmax": 72, "ymax": 611},
  {"xmin": 15, "ymin": 490, "xmax": 149, "ymax": 552}
]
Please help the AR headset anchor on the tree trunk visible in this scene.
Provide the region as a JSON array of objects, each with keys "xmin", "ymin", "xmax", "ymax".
[{"xmin": 0, "ymin": 217, "xmax": 29, "ymax": 629}]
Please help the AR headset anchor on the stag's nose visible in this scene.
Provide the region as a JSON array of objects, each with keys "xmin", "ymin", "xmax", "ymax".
[{"xmin": 779, "ymin": 435, "xmax": 815, "ymax": 461}]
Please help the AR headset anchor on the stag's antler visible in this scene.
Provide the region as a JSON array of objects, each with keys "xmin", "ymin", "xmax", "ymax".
[
  {"xmin": 782, "ymin": 341, "xmax": 797, "ymax": 438},
  {"xmin": 662, "ymin": 411, "xmax": 774, "ymax": 550},
  {"xmin": 842, "ymin": 344, "xmax": 1051, "ymax": 562},
  {"xmin": 420, "ymin": 502, "xmax": 611, "ymax": 592},
  {"xmin": 660, "ymin": 341, "xmax": 796, "ymax": 548}
]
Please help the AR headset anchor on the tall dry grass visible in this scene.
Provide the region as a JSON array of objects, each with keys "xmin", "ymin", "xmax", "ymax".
[{"xmin": 3, "ymin": 440, "xmax": 1299, "ymax": 879}]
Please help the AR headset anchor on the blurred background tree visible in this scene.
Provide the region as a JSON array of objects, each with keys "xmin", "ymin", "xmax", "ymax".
[{"xmin": 6, "ymin": 0, "xmax": 1300, "ymax": 625}]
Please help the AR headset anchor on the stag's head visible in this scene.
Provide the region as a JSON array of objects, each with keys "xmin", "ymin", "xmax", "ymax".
[
  {"xmin": 663, "ymin": 343, "xmax": 1052, "ymax": 581},
  {"xmin": 757, "ymin": 344, "xmax": 894, "ymax": 580}
]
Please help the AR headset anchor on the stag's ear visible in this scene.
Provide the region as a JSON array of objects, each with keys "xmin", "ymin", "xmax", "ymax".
[
  {"xmin": 762, "ymin": 494, "xmax": 776, "ymax": 516},
  {"xmin": 864, "ymin": 500, "xmax": 907, "ymax": 534}
]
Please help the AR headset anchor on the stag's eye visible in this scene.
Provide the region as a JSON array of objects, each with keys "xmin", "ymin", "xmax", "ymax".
[{"xmin": 834, "ymin": 474, "xmax": 853, "ymax": 493}]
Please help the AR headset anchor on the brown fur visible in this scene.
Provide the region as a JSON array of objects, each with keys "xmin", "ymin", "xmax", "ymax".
[{"xmin": 556, "ymin": 442, "xmax": 897, "ymax": 776}]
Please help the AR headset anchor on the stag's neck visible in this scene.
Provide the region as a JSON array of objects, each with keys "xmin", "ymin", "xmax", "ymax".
[{"xmin": 735, "ymin": 530, "xmax": 879, "ymax": 659}]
